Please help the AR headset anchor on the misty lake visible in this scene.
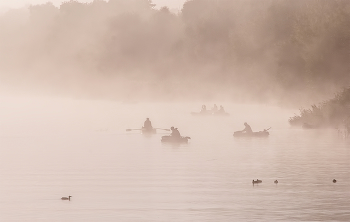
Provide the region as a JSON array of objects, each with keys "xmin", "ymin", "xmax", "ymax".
[{"xmin": 0, "ymin": 97, "xmax": 349, "ymax": 221}]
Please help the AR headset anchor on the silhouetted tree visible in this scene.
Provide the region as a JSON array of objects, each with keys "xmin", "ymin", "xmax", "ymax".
[{"xmin": 0, "ymin": 0, "xmax": 350, "ymax": 102}]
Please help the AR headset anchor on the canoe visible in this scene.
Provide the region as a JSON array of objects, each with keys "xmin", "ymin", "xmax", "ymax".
[
  {"xmin": 233, "ymin": 130, "xmax": 269, "ymax": 137},
  {"xmin": 191, "ymin": 111, "xmax": 211, "ymax": 116},
  {"xmin": 161, "ymin": 136, "xmax": 191, "ymax": 143},
  {"xmin": 252, "ymin": 179, "xmax": 262, "ymax": 184},
  {"xmin": 214, "ymin": 112, "xmax": 230, "ymax": 116},
  {"xmin": 142, "ymin": 128, "xmax": 156, "ymax": 135}
]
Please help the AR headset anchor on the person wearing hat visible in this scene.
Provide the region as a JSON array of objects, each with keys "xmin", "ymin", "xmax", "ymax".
[
  {"xmin": 170, "ymin": 126, "xmax": 181, "ymax": 138},
  {"xmin": 144, "ymin": 118, "xmax": 153, "ymax": 130}
]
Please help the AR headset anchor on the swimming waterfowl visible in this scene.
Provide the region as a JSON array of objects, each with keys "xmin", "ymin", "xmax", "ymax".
[
  {"xmin": 61, "ymin": 196, "xmax": 72, "ymax": 201},
  {"xmin": 252, "ymin": 179, "xmax": 262, "ymax": 184},
  {"xmin": 333, "ymin": 179, "xmax": 337, "ymax": 183},
  {"xmin": 274, "ymin": 180, "xmax": 278, "ymax": 184}
]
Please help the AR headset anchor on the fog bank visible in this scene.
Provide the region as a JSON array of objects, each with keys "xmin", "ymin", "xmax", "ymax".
[{"xmin": 1, "ymin": 0, "xmax": 349, "ymax": 105}]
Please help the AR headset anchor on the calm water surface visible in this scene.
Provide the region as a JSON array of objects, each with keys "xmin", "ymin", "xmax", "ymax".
[{"xmin": 0, "ymin": 98, "xmax": 349, "ymax": 221}]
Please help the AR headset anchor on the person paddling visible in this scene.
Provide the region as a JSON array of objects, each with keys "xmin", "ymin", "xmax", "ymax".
[
  {"xmin": 212, "ymin": 104, "xmax": 218, "ymax": 113},
  {"xmin": 170, "ymin": 126, "xmax": 181, "ymax": 138},
  {"xmin": 144, "ymin": 118, "xmax": 153, "ymax": 130},
  {"xmin": 218, "ymin": 105, "xmax": 225, "ymax": 113},
  {"xmin": 201, "ymin": 105, "xmax": 207, "ymax": 113},
  {"xmin": 241, "ymin": 122, "xmax": 253, "ymax": 134}
]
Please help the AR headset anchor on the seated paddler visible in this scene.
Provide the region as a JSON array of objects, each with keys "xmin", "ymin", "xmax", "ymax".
[
  {"xmin": 170, "ymin": 126, "xmax": 181, "ymax": 138},
  {"xmin": 144, "ymin": 118, "xmax": 153, "ymax": 130},
  {"xmin": 241, "ymin": 122, "xmax": 253, "ymax": 134}
]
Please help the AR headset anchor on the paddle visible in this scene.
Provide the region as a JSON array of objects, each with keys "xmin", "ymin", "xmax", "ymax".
[
  {"xmin": 155, "ymin": 128, "xmax": 170, "ymax": 131},
  {"xmin": 127, "ymin": 128, "xmax": 170, "ymax": 132}
]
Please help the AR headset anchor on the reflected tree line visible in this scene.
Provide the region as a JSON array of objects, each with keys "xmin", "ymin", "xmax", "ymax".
[{"xmin": 0, "ymin": 0, "xmax": 350, "ymax": 102}]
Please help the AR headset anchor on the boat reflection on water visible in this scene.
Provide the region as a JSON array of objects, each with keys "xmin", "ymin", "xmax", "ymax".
[
  {"xmin": 141, "ymin": 127, "xmax": 157, "ymax": 135},
  {"xmin": 161, "ymin": 135, "xmax": 191, "ymax": 144}
]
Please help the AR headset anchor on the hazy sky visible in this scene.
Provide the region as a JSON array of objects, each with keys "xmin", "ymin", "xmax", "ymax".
[{"xmin": 0, "ymin": 0, "xmax": 187, "ymax": 10}]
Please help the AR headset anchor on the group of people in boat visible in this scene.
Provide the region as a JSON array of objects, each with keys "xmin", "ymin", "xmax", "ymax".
[{"xmin": 200, "ymin": 104, "xmax": 226, "ymax": 114}]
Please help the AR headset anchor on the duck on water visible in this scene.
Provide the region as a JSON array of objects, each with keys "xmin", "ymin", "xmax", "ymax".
[
  {"xmin": 252, "ymin": 179, "xmax": 262, "ymax": 184},
  {"xmin": 61, "ymin": 196, "xmax": 72, "ymax": 201}
]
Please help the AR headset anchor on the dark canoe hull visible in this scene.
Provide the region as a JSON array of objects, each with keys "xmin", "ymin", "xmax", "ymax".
[
  {"xmin": 191, "ymin": 112, "xmax": 230, "ymax": 116},
  {"xmin": 161, "ymin": 136, "xmax": 190, "ymax": 143},
  {"xmin": 233, "ymin": 131, "xmax": 269, "ymax": 138},
  {"xmin": 142, "ymin": 128, "xmax": 156, "ymax": 135}
]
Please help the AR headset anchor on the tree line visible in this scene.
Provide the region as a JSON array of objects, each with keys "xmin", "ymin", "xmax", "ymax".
[{"xmin": 0, "ymin": 0, "xmax": 349, "ymax": 102}]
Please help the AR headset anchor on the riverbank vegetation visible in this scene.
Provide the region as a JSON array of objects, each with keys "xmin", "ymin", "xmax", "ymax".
[{"xmin": 289, "ymin": 88, "xmax": 350, "ymax": 128}]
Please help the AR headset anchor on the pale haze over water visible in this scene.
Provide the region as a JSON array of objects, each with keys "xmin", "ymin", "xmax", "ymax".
[
  {"xmin": 1, "ymin": 0, "xmax": 350, "ymax": 221},
  {"xmin": 0, "ymin": 97, "xmax": 349, "ymax": 221},
  {"xmin": 0, "ymin": 0, "xmax": 186, "ymax": 10}
]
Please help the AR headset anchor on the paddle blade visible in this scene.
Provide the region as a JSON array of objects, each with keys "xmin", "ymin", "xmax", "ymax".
[{"xmin": 155, "ymin": 128, "xmax": 171, "ymax": 131}]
